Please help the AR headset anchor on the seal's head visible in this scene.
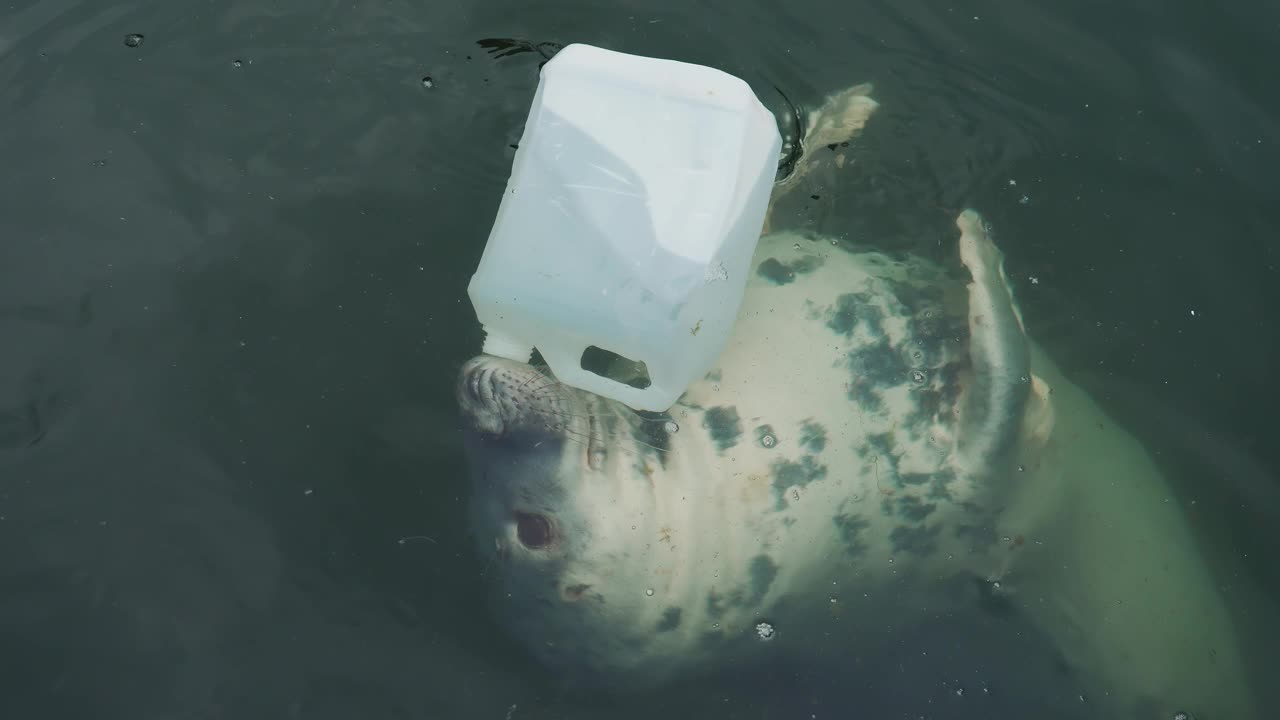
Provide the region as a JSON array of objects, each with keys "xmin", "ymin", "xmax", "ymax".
[{"xmin": 456, "ymin": 355, "xmax": 692, "ymax": 689}]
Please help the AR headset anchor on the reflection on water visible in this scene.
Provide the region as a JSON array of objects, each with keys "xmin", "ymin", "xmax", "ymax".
[{"xmin": 0, "ymin": 0, "xmax": 1276, "ymax": 718}]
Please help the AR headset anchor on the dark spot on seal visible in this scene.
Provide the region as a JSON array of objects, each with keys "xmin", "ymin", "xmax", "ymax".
[
  {"xmin": 706, "ymin": 591, "xmax": 726, "ymax": 619},
  {"xmin": 866, "ymin": 432, "xmax": 896, "ymax": 459},
  {"xmin": 912, "ymin": 387, "xmax": 945, "ymax": 421},
  {"xmin": 770, "ymin": 455, "xmax": 828, "ymax": 508},
  {"xmin": 799, "ymin": 420, "xmax": 827, "ymax": 453},
  {"xmin": 861, "ymin": 433, "xmax": 900, "ymax": 487},
  {"xmin": 880, "ymin": 497, "xmax": 896, "ymax": 517},
  {"xmin": 833, "ymin": 513, "xmax": 870, "ymax": 558},
  {"xmin": 755, "ymin": 424, "xmax": 778, "ymax": 448},
  {"xmin": 954, "ymin": 520, "xmax": 1000, "ymax": 553},
  {"xmin": 928, "ymin": 471, "xmax": 957, "ymax": 502},
  {"xmin": 702, "ymin": 406, "xmax": 742, "ymax": 453},
  {"xmin": 937, "ymin": 362, "xmax": 965, "ymax": 406},
  {"xmin": 756, "ymin": 255, "xmax": 822, "ymax": 285},
  {"xmin": 826, "ymin": 292, "xmax": 884, "ymax": 338},
  {"xmin": 748, "ymin": 555, "xmax": 778, "ymax": 604},
  {"xmin": 563, "ymin": 583, "xmax": 592, "ymax": 602},
  {"xmin": 898, "ymin": 472, "xmax": 931, "ymax": 487},
  {"xmin": 757, "ymin": 259, "xmax": 791, "ymax": 285},
  {"xmin": 656, "ymin": 607, "xmax": 682, "ymax": 632},
  {"xmin": 848, "ymin": 338, "xmax": 912, "ymax": 390},
  {"xmin": 771, "ymin": 456, "xmax": 827, "ymax": 487},
  {"xmin": 632, "ymin": 409, "xmax": 673, "ymax": 466},
  {"xmin": 896, "ymin": 495, "xmax": 937, "ymax": 522},
  {"xmin": 890, "ymin": 523, "xmax": 941, "ymax": 556},
  {"xmin": 847, "ymin": 379, "xmax": 884, "ymax": 412}
]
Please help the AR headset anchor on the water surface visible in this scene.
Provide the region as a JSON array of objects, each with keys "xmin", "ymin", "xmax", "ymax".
[{"xmin": 2, "ymin": 0, "xmax": 1277, "ymax": 717}]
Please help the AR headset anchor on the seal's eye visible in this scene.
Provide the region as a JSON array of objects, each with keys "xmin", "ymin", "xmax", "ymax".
[{"xmin": 515, "ymin": 511, "xmax": 553, "ymax": 549}]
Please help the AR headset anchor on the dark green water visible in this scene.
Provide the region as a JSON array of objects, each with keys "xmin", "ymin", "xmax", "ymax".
[{"xmin": 2, "ymin": 0, "xmax": 1277, "ymax": 718}]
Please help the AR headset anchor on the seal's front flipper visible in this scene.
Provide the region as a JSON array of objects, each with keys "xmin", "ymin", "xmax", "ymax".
[
  {"xmin": 778, "ymin": 83, "xmax": 878, "ymax": 192},
  {"xmin": 765, "ymin": 84, "xmax": 879, "ymax": 232},
  {"xmin": 954, "ymin": 209, "xmax": 1032, "ymax": 476}
]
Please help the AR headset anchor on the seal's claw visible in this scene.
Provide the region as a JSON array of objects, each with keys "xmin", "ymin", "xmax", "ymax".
[{"xmin": 954, "ymin": 209, "xmax": 1032, "ymax": 476}]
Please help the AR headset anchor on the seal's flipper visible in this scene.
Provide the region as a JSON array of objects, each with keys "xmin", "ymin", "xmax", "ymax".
[
  {"xmin": 954, "ymin": 209, "xmax": 1032, "ymax": 476},
  {"xmin": 801, "ymin": 84, "xmax": 878, "ymax": 150},
  {"xmin": 765, "ymin": 83, "xmax": 879, "ymax": 232}
]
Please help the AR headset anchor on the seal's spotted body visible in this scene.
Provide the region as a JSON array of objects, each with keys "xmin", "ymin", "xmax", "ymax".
[
  {"xmin": 457, "ymin": 219, "xmax": 1037, "ymax": 688},
  {"xmin": 455, "ymin": 83, "xmax": 1259, "ymax": 718}
]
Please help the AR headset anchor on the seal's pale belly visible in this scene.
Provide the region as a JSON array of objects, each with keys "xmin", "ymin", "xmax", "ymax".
[{"xmin": 454, "ymin": 216, "xmax": 1041, "ymax": 689}]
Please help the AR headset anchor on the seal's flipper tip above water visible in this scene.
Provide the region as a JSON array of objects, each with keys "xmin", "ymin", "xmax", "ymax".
[
  {"xmin": 954, "ymin": 209, "xmax": 1032, "ymax": 476},
  {"xmin": 770, "ymin": 82, "xmax": 880, "ymax": 211},
  {"xmin": 802, "ymin": 84, "xmax": 880, "ymax": 149}
]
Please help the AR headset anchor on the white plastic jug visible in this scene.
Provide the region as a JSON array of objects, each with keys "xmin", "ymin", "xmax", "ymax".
[{"xmin": 467, "ymin": 43, "xmax": 782, "ymax": 412}]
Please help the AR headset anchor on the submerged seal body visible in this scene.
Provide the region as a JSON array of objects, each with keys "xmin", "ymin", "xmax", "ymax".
[
  {"xmin": 455, "ymin": 87, "xmax": 1259, "ymax": 718},
  {"xmin": 458, "ymin": 211, "xmax": 1044, "ymax": 683}
]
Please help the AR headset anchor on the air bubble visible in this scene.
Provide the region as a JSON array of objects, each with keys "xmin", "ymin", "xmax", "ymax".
[
  {"xmin": 910, "ymin": 370, "xmax": 927, "ymax": 385},
  {"xmin": 913, "ymin": 351, "xmax": 922, "ymax": 359},
  {"xmin": 664, "ymin": 420, "xmax": 679, "ymax": 434},
  {"xmin": 793, "ymin": 242, "xmax": 801, "ymax": 250},
  {"xmin": 761, "ymin": 434, "xmax": 776, "ymax": 448},
  {"xmin": 421, "ymin": 76, "xmax": 434, "ymax": 88},
  {"xmin": 754, "ymin": 621, "xmax": 776, "ymax": 641},
  {"xmin": 124, "ymin": 33, "xmax": 145, "ymax": 48},
  {"xmin": 233, "ymin": 59, "xmax": 243, "ymax": 68},
  {"xmin": 645, "ymin": 588, "xmax": 654, "ymax": 597}
]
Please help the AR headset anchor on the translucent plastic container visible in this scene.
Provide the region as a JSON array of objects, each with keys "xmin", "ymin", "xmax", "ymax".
[{"xmin": 467, "ymin": 43, "xmax": 782, "ymax": 412}]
